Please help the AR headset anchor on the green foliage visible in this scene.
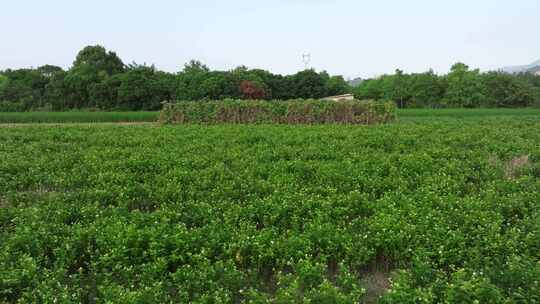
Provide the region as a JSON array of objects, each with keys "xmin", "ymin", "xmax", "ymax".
[
  {"xmin": 0, "ymin": 74, "xmax": 9, "ymax": 91},
  {"xmin": 397, "ymin": 108, "xmax": 540, "ymax": 121},
  {"xmin": 0, "ymin": 101, "xmax": 26, "ymax": 112},
  {"xmin": 382, "ymin": 69, "xmax": 410, "ymax": 108},
  {"xmin": 175, "ymin": 60, "xmax": 214, "ymax": 101},
  {"xmin": 289, "ymin": 69, "xmax": 329, "ymax": 99},
  {"xmin": 0, "ymin": 69, "xmax": 49, "ymax": 110},
  {"xmin": 0, "ymin": 114, "xmax": 539, "ymax": 302},
  {"xmin": 116, "ymin": 65, "xmax": 174, "ymax": 110},
  {"xmin": 326, "ymin": 75, "xmax": 351, "ymax": 96},
  {"xmin": 444, "ymin": 63, "xmax": 486, "ymax": 107},
  {"xmin": 36, "ymin": 65, "xmax": 63, "ymax": 77},
  {"xmin": 159, "ymin": 99, "xmax": 396, "ymax": 124},
  {"xmin": 408, "ymin": 70, "xmax": 445, "ymax": 107},
  {"xmin": 72, "ymin": 45, "xmax": 125, "ymax": 76},
  {"xmin": 354, "ymin": 78, "xmax": 385, "ymax": 100},
  {"xmin": 3, "ymin": 45, "xmax": 540, "ymax": 111},
  {"xmin": 354, "ymin": 63, "xmax": 540, "ymax": 108},
  {"xmin": 0, "ymin": 47, "xmax": 353, "ymax": 111},
  {"xmin": 0, "ymin": 111, "xmax": 158, "ymax": 123},
  {"xmin": 482, "ymin": 71, "xmax": 534, "ymax": 107}
]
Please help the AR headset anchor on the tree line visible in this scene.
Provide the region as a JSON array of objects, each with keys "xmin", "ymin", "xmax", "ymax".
[
  {"xmin": 0, "ymin": 45, "xmax": 350, "ymax": 111},
  {"xmin": 354, "ymin": 63, "xmax": 540, "ymax": 108},
  {"xmin": 1, "ymin": 45, "xmax": 539, "ymax": 111}
]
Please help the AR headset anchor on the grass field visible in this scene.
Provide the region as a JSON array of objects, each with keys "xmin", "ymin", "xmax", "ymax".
[
  {"xmin": 0, "ymin": 110, "xmax": 539, "ymax": 303},
  {"xmin": 397, "ymin": 108, "xmax": 540, "ymax": 121},
  {"xmin": 0, "ymin": 111, "xmax": 159, "ymax": 124}
]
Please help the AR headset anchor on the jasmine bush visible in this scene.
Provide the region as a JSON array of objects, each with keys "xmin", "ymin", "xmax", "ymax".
[{"xmin": 0, "ymin": 115, "xmax": 539, "ymax": 303}]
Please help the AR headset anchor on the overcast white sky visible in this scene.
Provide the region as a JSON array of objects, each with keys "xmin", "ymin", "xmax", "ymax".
[{"xmin": 1, "ymin": 0, "xmax": 539, "ymax": 78}]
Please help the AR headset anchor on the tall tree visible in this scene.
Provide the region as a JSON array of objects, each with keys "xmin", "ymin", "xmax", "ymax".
[
  {"xmin": 382, "ymin": 69, "xmax": 410, "ymax": 108},
  {"xmin": 444, "ymin": 63, "xmax": 486, "ymax": 107},
  {"xmin": 409, "ymin": 70, "xmax": 445, "ymax": 107},
  {"xmin": 325, "ymin": 75, "xmax": 350, "ymax": 96},
  {"xmin": 116, "ymin": 65, "xmax": 175, "ymax": 110},
  {"xmin": 63, "ymin": 45, "xmax": 126, "ymax": 108},
  {"xmin": 353, "ymin": 78, "xmax": 384, "ymax": 100},
  {"xmin": 482, "ymin": 72, "xmax": 532, "ymax": 107},
  {"xmin": 176, "ymin": 60, "xmax": 211, "ymax": 100},
  {"xmin": 290, "ymin": 69, "xmax": 327, "ymax": 99},
  {"xmin": 72, "ymin": 45, "xmax": 125, "ymax": 76},
  {"xmin": 37, "ymin": 65, "xmax": 63, "ymax": 78},
  {"xmin": 0, "ymin": 69, "xmax": 48, "ymax": 109}
]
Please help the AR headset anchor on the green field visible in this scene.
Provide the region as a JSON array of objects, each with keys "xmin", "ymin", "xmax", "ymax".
[
  {"xmin": 397, "ymin": 108, "xmax": 540, "ymax": 121},
  {"xmin": 0, "ymin": 111, "xmax": 159, "ymax": 124},
  {"xmin": 0, "ymin": 111, "xmax": 539, "ymax": 303}
]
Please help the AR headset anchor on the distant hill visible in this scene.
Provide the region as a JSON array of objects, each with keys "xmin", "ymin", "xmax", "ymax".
[
  {"xmin": 348, "ymin": 77, "xmax": 363, "ymax": 87},
  {"xmin": 528, "ymin": 66, "xmax": 540, "ymax": 75},
  {"xmin": 501, "ymin": 59, "xmax": 540, "ymax": 74}
]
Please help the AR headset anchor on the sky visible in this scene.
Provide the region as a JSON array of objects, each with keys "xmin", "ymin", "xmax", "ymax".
[{"xmin": 1, "ymin": 0, "xmax": 539, "ymax": 79}]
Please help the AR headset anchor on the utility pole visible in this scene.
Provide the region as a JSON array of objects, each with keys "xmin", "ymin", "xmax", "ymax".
[{"xmin": 302, "ymin": 53, "xmax": 311, "ymax": 70}]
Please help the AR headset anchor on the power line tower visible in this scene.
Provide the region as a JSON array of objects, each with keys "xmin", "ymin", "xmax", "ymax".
[{"xmin": 302, "ymin": 53, "xmax": 311, "ymax": 70}]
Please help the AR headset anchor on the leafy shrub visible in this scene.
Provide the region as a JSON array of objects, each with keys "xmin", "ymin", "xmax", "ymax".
[
  {"xmin": 159, "ymin": 99, "xmax": 396, "ymax": 124},
  {"xmin": 0, "ymin": 114, "xmax": 539, "ymax": 302},
  {"xmin": 0, "ymin": 101, "xmax": 26, "ymax": 112}
]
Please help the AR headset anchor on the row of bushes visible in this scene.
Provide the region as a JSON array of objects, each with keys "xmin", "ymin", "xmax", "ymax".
[
  {"xmin": 353, "ymin": 64, "xmax": 540, "ymax": 108},
  {"xmin": 159, "ymin": 99, "xmax": 396, "ymax": 124}
]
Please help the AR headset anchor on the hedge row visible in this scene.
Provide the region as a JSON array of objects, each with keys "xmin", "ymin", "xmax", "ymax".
[{"xmin": 159, "ymin": 99, "xmax": 396, "ymax": 124}]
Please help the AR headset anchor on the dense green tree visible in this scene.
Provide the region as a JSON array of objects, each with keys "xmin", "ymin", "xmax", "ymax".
[
  {"xmin": 268, "ymin": 74, "xmax": 294, "ymax": 100},
  {"xmin": 182, "ymin": 60, "xmax": 209, "ymax": 74},
  {"xmin": 382, "ymin": 69, "xmax": 411, "ymax": 108},
  {"xmin": 116, "ymin": 65, "xmax": 175, "ymax": 110},
  {"xmin": 56, "ymin": 45, "xmax": 127, "ymax": 109},
  {"xmin": 62, "ymin": 69, "xmax": 104, "ymax": 108},
  {"xmin": 444, "ymin": 63, "xmax": 486, "ymax": 107},
  {"xmin": 408, "ymin": 70, "xmax": 446, "ymax": 107},
  {"xmin": 176, "ymin": 60, "xmax": 211, "ymax": 100},
  {"xmin": 36, "ymin": 65, "xmax": 63, "ymax": 77},
  {"xmin": 353, "ymin": 78, "xmax": 384, "ymax": 100},
  {"xmin": 199, "ymin": 71, "xmax": 239, "ymax": 100},
  {"xmin": 516, "ymin": 72, "xmax": 540, "ymax": 106},
  {"xmin": 0, "ymin": 74, "xmax": 8, "ymax": 92},
  {"xmin": 0, "ymin": 69, "xmax": 48, "ymax": 109},
  {"xmin": 88, "ymin": 75, "xmax": 122, "ymax": 109},
  {"xmin": 2, "ymin": 46, "xmax": 540, "ymax": 111},
  {"xmin": 72, "ymin": 45, "xmax": 124, "ymax": 76},
  {"xmin": 290, "ymin": 69, "xmax": 328, "ymax": 99},
  {"xmin": 481, "ymin": 72, "xmax": 533, "ymax": 107},
  {"xmin": 325, "ymin": 75, "xmax": 350, "ymax": 96},
  {"xmin": 0, "ymin": 74, "xmax": 23, "ymax": 111},
  {"xmin": 44, "ymin": 70, "xmax": 69, "ymax": 110}
]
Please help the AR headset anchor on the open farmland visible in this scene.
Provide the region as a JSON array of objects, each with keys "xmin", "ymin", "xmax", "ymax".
[
  {"xmin": 0, "ymin": 111, "xmax": 159, "ymax": 124},
  {"xmin": 0, "ymin": 112, "xmax": 539, "ymax": 303}
]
